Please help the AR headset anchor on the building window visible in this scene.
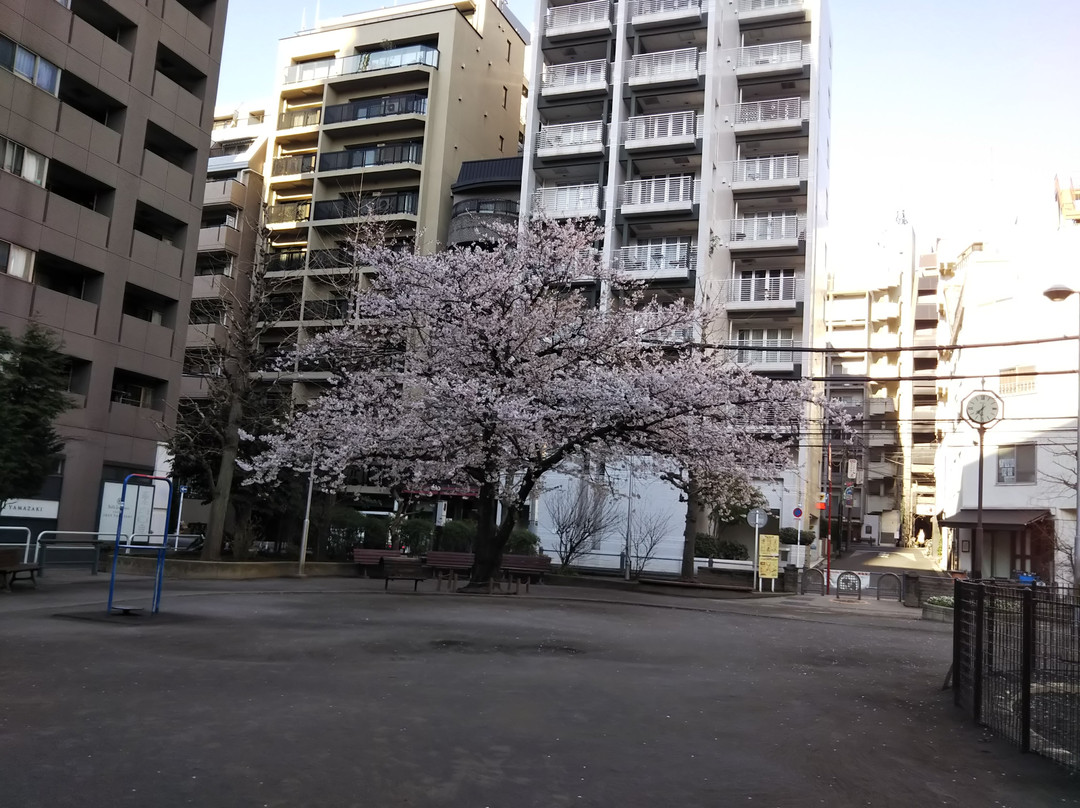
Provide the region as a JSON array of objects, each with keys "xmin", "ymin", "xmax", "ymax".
[
  {"xmin": 502, "ymin": 86, "xmax": 508, "ymax": 109},
  {"xmin": 0, "ymin": 239, "xmax": 35, "ymax": 281},
  {"xmin": 1, "ymin": 136, "xmax": 48, "ymax": 185},
  {"xmin": 498, "ymin": 135, "xmax": 504, "ymax": 153},
  {"xmin": 0, "ymin": 36, "xmax": 60, "ymax": 95},
  {"xmin": 506, "ymin": 40, "xmax": 512, "ymax": 62},
  {"xmin": 999, "ymin": 366, "xmax": 1035, "ymax": 396},
  {"xmin": 997, "ymin": 444, "xmax": 1036, "ymax": 485}
]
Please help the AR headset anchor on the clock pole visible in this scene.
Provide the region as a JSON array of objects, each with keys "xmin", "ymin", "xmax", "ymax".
[{"xmin": 975, "ymin": 425, "xmax": 985, "ymax": 578}]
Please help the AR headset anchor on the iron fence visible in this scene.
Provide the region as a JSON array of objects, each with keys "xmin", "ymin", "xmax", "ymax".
[{"xmin": 953, "ymin": 580, "xmax": 1080, "ymax": 772}]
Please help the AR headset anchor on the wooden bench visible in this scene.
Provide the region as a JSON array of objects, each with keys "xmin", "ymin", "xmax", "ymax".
[
  {"xmin": 351, "ymin": 548, "xmax": 400, "ymax": 577},
  {"xmin": 501, "ymin": 554, "xmax": 552, "ymax": 593},
  {"xmin": 423, "ymin": 551, "xmax": 475, "ymax": 590},
  {"xmin": 381, "ymin": 557, "xmax": 426, "ymax": 591},
  {"xmin": 0, "ymin": 548, "xmax": 41, "ymax": 591}
]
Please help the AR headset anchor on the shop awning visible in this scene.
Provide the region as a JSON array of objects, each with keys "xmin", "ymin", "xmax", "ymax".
[{"xmin": 939, "ymin": 509, "xmax": 1051, "ymax": 529}]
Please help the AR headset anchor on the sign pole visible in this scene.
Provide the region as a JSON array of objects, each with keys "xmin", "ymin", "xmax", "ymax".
[{"xmin": 754, "ymin": 522, "xmax": 760, "ymax": 592}]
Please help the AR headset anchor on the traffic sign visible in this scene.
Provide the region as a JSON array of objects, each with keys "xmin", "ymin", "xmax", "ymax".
[
  {"xmin": 179, "ymin": 485, "xmax": 188, "ymax": 494},
  {"xmin": 792, "ymin": 506, "xmax": 803, "ymax": 519},
  {"xmin": 746, "ymin": 507, "xmax": 769, "ymax": 529}
]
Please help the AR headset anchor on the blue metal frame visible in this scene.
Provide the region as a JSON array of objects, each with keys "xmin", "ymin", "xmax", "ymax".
[{"xmin": 106, "ymin": 474, "xmax": 174, "ymax": 615}]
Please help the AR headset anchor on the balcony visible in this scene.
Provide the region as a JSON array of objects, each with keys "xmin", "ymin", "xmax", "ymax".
[
  {"xmin": 283, "ymin": 44, "xmax": 440, "ymax": 84},
  {"xmin": 725, "ymin": 214, "xmax": 805, "ymax": 250},
  {"xmin": 915, "ymin": 301, "xmax": 938, "ymax": 323},
  {"xmin": 536, "ymin": 120, "xmax": 605, "ymax": 158},
  {"xmin": 319, "ymin": 142, "xmax": 422, "ymax": 173},
  {"xmin": 311, "ymin": 191, "xmax": 420, "ymax": 221},
  {"xmin": 631, "ymin": 0, "xmax": 702, "ymax": 28},
  {"xmin": 540, "ymin": 60, "xmax": 608, "ymax": 97},
  {"xmin": 734, "ymin": 41, "xmax": 811, "ymax": 77},
  {"xmin": 623, "ymin": 111, "xmax": 701, "ymax": 151},
  {"xmin": 871, "ymin": 299, "xmax": 900, "ymax": 321},
  {"xmin": 869, "ymin": 330, "xmax": 898, "ymax": 351},
  {"xmin": 613, "ymin": 243, "xmax": 696, "ymax": 279},
  {"xmin": 736, "ymin": 0, "xmax": 806, "ymax": 24},
  {"xmin": 734, "ymin": 339, "xmax": 800, "ymax": 372},
  {"xmin": 271, "ymin": 154, "xmax": 317, "ymax": 178},
  {"xmin": 729, "ymin": 97, "xmax": 808, "ymax": 134},
  {"xmin": 866, "ymin": 494, "xmax": 896, "ymax": 513},
  {"xmin": 323, "ymin": 94, "xmax": 427, "ymax": 129},
  {"xmin": 533, "ymin": 184, "xmax": 602, "ymax": 218},
  {"xmin": 447, "ymin": 199, "xmax": 520, "ymax": 247},
  {"xmin": 303, "ymin": 298, "xmax": 350, "ymax": 322},
  {"xmin": 911, "ymin": 444, "xmax": 937, "ymax": 472},
  {"xmin": 203, "ymin": 178, "xmax": 246, "ymax": 207},
  {"xmin": 544, "ymin": 0, "xmax": 611, "ymax": 39},
  {"xmin": 728, "ymin": 155, "xmax": 807, "ymax": 191},
  {"xmin": 913, "ymin": 330, "xmax": 937, "ymax": 359},
  {"xmin": 726, "ymin": 275, "xmax": 804, "ymax": 311},
  {"xmin": 266, "ymin": 250, "xmax": 308, "ymax": 274},
  {"xmin": 198, "ymin": 225, "xmax": 241, "ymax": 253},
  {"xmin": 628, "ymin": 48, "xmax": 704, "ymax": 87},
  {"xmin": 620, "ymin": 175, "xmax": 699, "ymax": 215},
  {"xmin": 278, "ymin": 108, "xmax": 321, "ymax": 130},
  {"xmin": 266, "ymin": 201, "xmax": 311, "ymax": 226},
  {"xmin": 911, "ymin": 376, "xmax": 936, "ymax": 396}
]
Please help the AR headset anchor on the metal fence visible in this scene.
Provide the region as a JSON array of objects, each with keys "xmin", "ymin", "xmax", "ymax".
[{"xmin": 953, "ymin": 580, "xmax": 1080, "ymax": 772}]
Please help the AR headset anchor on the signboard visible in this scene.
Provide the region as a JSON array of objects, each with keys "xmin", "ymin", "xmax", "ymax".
[
  {"xmin": 746, "ymin": 507, "xmax": 769, "ymax": 528},
  {"xmin": 98, "ymin": 482, "xmax": 156, "ymax": 543},
  {"xmin": 758, "ymin": 533, "xmax": 779, "ymax": 578},
  {"xmin": 843, "ymin": 486, "xmax": 854, "ymax": 507},
  {"xmin": 759, "ymin": 534, "xmax": 779, "ymax": 556},
  {"xmin": 828, "ymin": 569, "xmax": 872, "ymax": 589},
  {"xmin": 792, "ymin": 506, "xmax": 803, "ymax": 519},
  {"xmin": 758, "ymin": 557, "xmax": 779, "ymax": 579},
  {"xmin": 0, "ymin": 498, "xmax": 59, "ymax": 520},
  {"xmin": 846, "ymin": 459, "xmax": 858, "ymax": 480},
  {"xmin": 434, "ymin": 500, "xmax": 447, "ymax": 527}
]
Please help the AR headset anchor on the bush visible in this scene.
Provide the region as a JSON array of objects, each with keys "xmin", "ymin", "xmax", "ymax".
[
  {"xmin": 357, "ymin": 514, "xmax": 391, "ymax": 549},
  {"xmin": 694, "ymin": 532, "xmax": 721, "ymax": 558},
  {"xmin": 400, "ymin": 519, "xmax": 433, "ymax": 553},
  {"xmin": 714, "ymin": 540, "xmax": 749, "ymax": 560},
  {"xmin": 925, "ymin": 595, "xmax": 954, "ymax": 608},
  {"xmin": 440, "ymin": 519, "xmax": 476, "ymax": 552},
  {"xmin": 507, "ymin": 527, "xmax": 540, "ymax": 555},
  {"xmin": 779, "ymin": 527, "xmax": 815, "ymax": 546}
]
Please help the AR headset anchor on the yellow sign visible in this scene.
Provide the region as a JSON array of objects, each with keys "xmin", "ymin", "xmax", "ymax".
[
  {"xmin": 759, "ymin": 534, "xmax": 780, "ymax": 557},
  {"xmin": 759, "ymin": 557, "xmax": 779, "ymax": 579}
]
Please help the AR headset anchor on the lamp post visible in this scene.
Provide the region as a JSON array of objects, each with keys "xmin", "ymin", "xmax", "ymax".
[{"xmin": 1043, "ymin": 284, "xmax": 1080, "ymax": 587}]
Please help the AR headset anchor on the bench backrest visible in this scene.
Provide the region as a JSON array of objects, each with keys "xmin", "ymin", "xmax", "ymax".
[
  {"xmin": 424, "ymin": 551, "xmax": 475, "ymax": 568},
  {"xmin": 0, "ymin": 548, "xmax": 23, "ymax": 567},
  {"xmin": 501, "ymin": 554, "xmax": 552, "ymax": 571},
  {"xmin": 383, "ymin": 557, "xmax": 423, "ymax": 575},
  {"xmin": 352, "ymin": 548, "xmax": 398, "ymax": 564}
]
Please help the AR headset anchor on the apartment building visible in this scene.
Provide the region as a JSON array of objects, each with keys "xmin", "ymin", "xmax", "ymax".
[
  {"xmin": 0, "ymin": 0, "xmax": 225, "ymax": 535},
  {"xmin": 259, "ymin": 0, "xmax": 528, "ymax": 362},
  {"xmin": 521, "ymin": 0, "xmax": 832, "ymax": 541}
]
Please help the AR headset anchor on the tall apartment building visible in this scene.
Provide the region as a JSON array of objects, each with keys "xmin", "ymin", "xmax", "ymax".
[
  {"xmin": 0, "ymin": 0, "xmax": 226, "ymax": 534},
  {"xmin": 521, "ymin": 0, "xmax": 831, "ymax": 535},
  {"xmin": 259, "ymin": 0, "xmax": 528, "ymax": 364}
]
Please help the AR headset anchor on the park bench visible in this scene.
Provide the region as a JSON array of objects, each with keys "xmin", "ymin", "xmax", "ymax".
[
  {"xmin": 0, "ymin": 548, "xmax": 41, "ymax": 591},
  {"xmin": 381, "ymin": 557, "xmax": 426, "ymax": 591},
  {"xmin": 500, "ymin": 554, "xmax": 552, "ymax": 593},
  {"xmin": 351, "ymin": 548, "xmax": 400, "ymax": 577},
  {"xmin": 423, "ymin": 551, "xmax": 474, "ymax": 590}
]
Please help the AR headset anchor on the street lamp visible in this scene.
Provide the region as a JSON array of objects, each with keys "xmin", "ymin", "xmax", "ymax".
[{"xmin": 1043, "ymin": 284, "xmax": 1080, "ymax": 587}]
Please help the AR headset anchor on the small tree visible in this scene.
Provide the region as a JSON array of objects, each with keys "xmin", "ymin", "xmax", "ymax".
[
  {"xmin": 545, "ymin": 478, "xmax": 621, "ymax": 569},
  {"xmin": 0, "ymin": 324, "xmax": 70, "ymax": 510},
  {"xmin": 629, "ymin": 510, "xmax": 669, "ymax": 574}
]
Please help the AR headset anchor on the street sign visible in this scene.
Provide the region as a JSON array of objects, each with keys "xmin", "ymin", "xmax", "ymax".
[
  {"xmin": 179, "ymin": 485, "xmax": 188, "ymax": 494},
  {"xmin": 843, "ymin": 485, "xmax": 854, "ymax": 507},
  {"xmin": 792, "ymin": 506, "xmax": 803, "ymax": 519},
  {"xmin": 435, "ymin": 501, "xmax": 447, "ymax": 527},
  {"xmin": 759, "ymin": 557, "xmax": 779, "ymax": 579},
  {"xmin": 760, "ymin": 534, "xmax": 779, "ymax": 556},
  {"xmin": 846, "ymin": 459, "xmax": 858, "ymax": 480},
  {"xmin": 746, "ymin": 507, "xmax": 769, "ymax": 529}
]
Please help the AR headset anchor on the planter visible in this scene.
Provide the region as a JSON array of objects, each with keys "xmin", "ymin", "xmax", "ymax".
[{"xmin": 921, "ymin": 603, "xmax": 954, "ymax": 622}]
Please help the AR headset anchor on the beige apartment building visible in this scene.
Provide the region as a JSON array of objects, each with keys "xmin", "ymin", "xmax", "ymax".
[{"xmin": 0, "ymin": 0, "xmax": 225, "ymax": 536}]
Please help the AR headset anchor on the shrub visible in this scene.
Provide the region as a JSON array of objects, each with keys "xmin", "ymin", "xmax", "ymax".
[
  {"xmin": 925, "ymin": 595, "xmax": 954, "ymax": 608},
  {"xmin": 694, "ymin": 532, "xmax": 721, "ymax": 558},
  {"xmin": 400, "ymin": 519, "xmax": 433, "ymax": 553},
  {"xmin": 357, "ymin": 514, "xmax": 391, "ymax": 549},
  {"xmin": 440, "ymin": 519, "xmax": 476, "ymax": 552},
  {"xmin": 779, "ymin": 527, "xmax": 815, "ymax": 546},
  {"xmin": 714, "ymin": 540, "xmax": 749, "ymax": 560},
  {"xmin": 507, "ymin": 527, "xmax": 540, "ymax": 555}
]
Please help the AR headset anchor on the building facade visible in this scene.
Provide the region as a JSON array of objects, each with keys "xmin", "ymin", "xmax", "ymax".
[
  {"xmin": 521, "ymin": 0, "xmax": 832, "ymax": 549},
  {"xmin": 0, "ymin": 0, "xmax": 226, "ymax": 535}
]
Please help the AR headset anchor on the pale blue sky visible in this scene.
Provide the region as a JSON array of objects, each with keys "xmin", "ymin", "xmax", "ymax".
[{"xmin": 216, "ymin": 0, "xmax": 1080, "ymax": 259}]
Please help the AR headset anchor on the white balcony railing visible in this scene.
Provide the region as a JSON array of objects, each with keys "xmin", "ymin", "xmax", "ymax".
[
  {"xmin": 735, "ymin": 339, "xmax": 800, "ymax": 365},
  {"xmin": 632, "ymin": 0, "xmax": 702, "ymax": 24},
  {"xmin": 736, "ymin": 0, "xmax": 804, "ymax": 16},
  {"xmin": 628, "ymin": 48, "xmax": 704, "ymax": 85},
  {"xmin": 621, "ymin": 175, "xmax": 700, "ymax": 211},
  {"xmin": 545, "ymin": 0, "xmax": 611, "ymax": 35},
  {"xmin": 731, "ymin": 97, "xmax": 808, "ymax": 127},
  {"xmin": 614, "ymin": 243, "xmax": 697, "ymax": 275},
  {"xmin": 533, "ymin": 184, "xmax": 602, "ymax": 218},
  {"xmin": 541, "ymin": 60, "xmax": 608, "ymax": 96},
  {"xmin": 728, "ymin": 214, "xmax": 805, "ymax": 243},
  {"xmin": 536, "ymin": 120, "xmax": 605, "ymax": 156},
  {"xmin": 727, "ymin": 276, "xmax": 804, "ymax": 304},
  {"xmin": 623, "ymin": 111, "xmax": 702, "ymax": 147},
  {"xmin": 730, "ymin": 155, "xmax": 807, "ymax": 184},
  {"xmin": 735, "ymin": 40, "xmax": 811, "ymax": 70}
]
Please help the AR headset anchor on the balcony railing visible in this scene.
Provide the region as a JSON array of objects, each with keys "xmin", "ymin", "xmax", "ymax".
[
  {"xmin": 319, "ymin": 142, "xmax": 423, "ymax": 172},
  {"xmin": 312, "ymin": 191, "xmax": 420, "ymax": 220},
  {"xmin": 727, "ymin": 276, "xmax": 804, "ymax": 304},
  {"xmin": 283, "ymin": 44, "xmax": 440, "ymax": 84},
  {"xmin": 623, "ymin": 110, "xmax": 701, "ymax": 147},
  {"xmin": 263, "ymin": 299, "xmax": 302, "ymax": 321},
  {"xmin": 450, "ymin": 199, "xmax": 520, "ymax": 218},
  {"xmin": 736, "ymin": 0, "xmax": 804, "ymax": 16},
  {"xmin": 536, "ymin": 120, "xmax": 605, "ymax": 155},
  {"xmin": 730, "ymin": 155, "xmax": 807, "ymax": 184},
  {"xmin": 303, "ymin": 298, "xmax": 350, "ymax": 321},
  {"xmin": 732, "ymin": 97, "xmax": 808, "ymax": 127},
  {"xmin": 620, "ymin": 176, "xmax": 699, "ymax": 210},
  {"xmin": 533, "ymin": 184, "xmax": 602, "ymax": 218},
  {"xmin": 632, "ymin": 0, "xmax": 702, "ymax": 24},
  {"xmin": 728, "ymin": 214, "xmax": 805, "ymax": 243},
  {"xmin": 628, "ymin": 48, "xmax": 704, "ymax": 85},
  {"xmin": 271, "ymin": 153, "xmax": 316, "ymax": 176},
  {"xmin": 545, "ymin": 0, "xmax": 610, "ymax": 35},
  {"xmin": 266, "ymin": 201, "xmax": 311, "ymax": 224},
  {"xmin": 735, "ymin": 339, "xmax": 799, "ymax": 365},
  {"xmin": 735, "ymin": 40, "xmax": 810, "ymax": 70},
  {"xmin": 278, "ymin": 108, "xmax": 321, "ymax": 129},
  {"xmin": 266, "ymin": 250, "xmax": 307, "ymax": 273},
  {"xmin": 613, "ymin": 243, "xmax": 697, "ymax": 274},
  {"xmin": 324, "ymin": 93, "xmax": 428, "ymax": 125},
  {"xmin": 540, "ymin": 60, "xmax": 608, "ymax": 95}
]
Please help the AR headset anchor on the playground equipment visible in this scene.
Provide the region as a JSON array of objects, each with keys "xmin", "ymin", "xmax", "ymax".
[{"xmin": 106, "ymin": 474, "xmax": 173, "ymax": 615}]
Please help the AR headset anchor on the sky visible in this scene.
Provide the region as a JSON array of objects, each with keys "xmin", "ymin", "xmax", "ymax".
[{"xmin": 215, "ymin": 0, "xmax": 1080, "ymax": 265}]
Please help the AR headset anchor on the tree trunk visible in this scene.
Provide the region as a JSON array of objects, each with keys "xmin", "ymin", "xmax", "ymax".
[
  {"xmin": 201, "ymin": 390, "xmax": 244, "ymax": 561},
  {"xmin": 467, "ymin": 483, "xmax": 517, "ymax": 588},
  {"xmin": 680, "ymin": 484, "xmax": 700, "ymax": 580}
]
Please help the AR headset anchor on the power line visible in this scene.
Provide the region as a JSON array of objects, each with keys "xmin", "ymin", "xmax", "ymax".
[{"xmin": 702, "ymin": 334, "xmax": 1079, "ymax": 355}]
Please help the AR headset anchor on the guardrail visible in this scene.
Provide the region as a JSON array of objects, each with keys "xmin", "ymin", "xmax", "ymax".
[{"xmin": 0, "ymin": 526, "xmax": 33, "ymax": 562}]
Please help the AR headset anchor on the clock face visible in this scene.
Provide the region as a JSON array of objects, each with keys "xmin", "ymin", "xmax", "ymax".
[{"xmin": 965, "ymin": 394, "xmax": 1000, "ymax": 424}]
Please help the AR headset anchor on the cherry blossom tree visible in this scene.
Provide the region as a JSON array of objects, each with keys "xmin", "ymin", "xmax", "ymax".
[{"xmin": 245, "ymin": 219, "xmax": 816, "ymax": 587}]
